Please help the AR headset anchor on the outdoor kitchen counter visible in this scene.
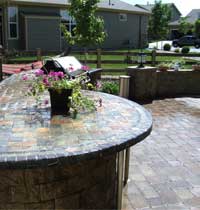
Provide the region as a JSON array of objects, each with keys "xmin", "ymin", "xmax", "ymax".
[{"xmin": 0, "ymin": 73, "xmax": 152, "ymax": 209}]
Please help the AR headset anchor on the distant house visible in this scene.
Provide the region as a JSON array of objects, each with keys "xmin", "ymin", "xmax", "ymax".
[
  {"xmin": 0, "ymin": 0, "xmax": 150, "ymax": 52},
  {"xmin": 184, "ymin": 9, "xmax": 200, "ymax": 24},
  {"xmin": 136, "ymin": 3, "xmax": 182, "ymax": 39},
  {"xmin": 136, "ymin": 3, "xmax": 181, "ymax": 22},
  {"xmin": 169, "ymin": 9, "xmax": 200, "ymax": 39}
]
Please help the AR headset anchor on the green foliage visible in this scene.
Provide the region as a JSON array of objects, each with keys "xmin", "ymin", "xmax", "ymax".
[
  {"xmin": 101, "ymin": 81, "xmax": 119, "ymax": 95},
  {"xmin": 181, "ymin": 47, "xmax": 190, "ymax": 54},
  {"xmin": 70, "ymin": 82, "xmax": 96, "ymax": 114},
  {"xmin": 170, "ymin": 59, "xmax": 185, "ymax": 69},
  {"xmin": 61, "ymin": 0, "xmax": 106, "ymax": 48},
  {"xmin": 174, "ymin": 48, "xmax": 180, "ymax": 53},
  {"xmin": 163, "ymin": 43, "xmax": 171, "ymax": 51},
  {"xmin": 194, "ymin": 19, "xmax": 200, "ymax": 38},
  {"xmin": 148, "ymin": 0, "xmax": 171, "ymax": 41},
  {"xmin": 178, "ymin": 17, "xmax": 194, "ymax": 35},
  {"xmin": 158, "ymin": 62, "xmax": 171, "ymax": 68}
]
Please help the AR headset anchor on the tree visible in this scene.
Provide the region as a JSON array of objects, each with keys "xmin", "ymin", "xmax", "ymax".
[
  {"xmin": 194, "ymin": 19, "xmax": 200, "ymax": 38},
  {"xmin": 178, "ymin": 17, "xmax": 194, "ymax": 35},
  {"xmin": 61, "ymin": 0, "xmax": 106, "ymax": 50},
  {"xmin": 148, "ymin": 0, "xmax": 171, "ymax": 41}
]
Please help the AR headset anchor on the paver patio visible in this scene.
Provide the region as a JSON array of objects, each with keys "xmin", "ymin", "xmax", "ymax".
[{"xmin": 123, "ymin": 97, "xmax": 200, "ymax": 210}]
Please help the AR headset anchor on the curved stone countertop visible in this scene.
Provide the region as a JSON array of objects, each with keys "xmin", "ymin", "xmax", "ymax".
[{"xmin": 0, "ymin": 73, "xmax": 152, "ymax": 169}]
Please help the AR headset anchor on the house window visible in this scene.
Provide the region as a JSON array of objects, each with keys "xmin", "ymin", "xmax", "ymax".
[
  {"xmin": 8, "ymin": 7, "xmax": 18, "ymax": 39},
  {"xmin": 60, "ymin": 10, "xmax": 76, "ymax": 37},
  {"xmin": 119, "ymin": 13, "xmax": 127, "ymax": 22}
]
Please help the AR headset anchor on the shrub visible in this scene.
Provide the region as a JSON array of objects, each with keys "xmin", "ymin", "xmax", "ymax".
[
  {"xmin": 163, "ymin": 43, "xmax": 171, "ymax": 51},
  {"xmin": 174, "ymin": 48, "xmax": 180, "ymax": 53},
  {"xmin": 181, "ymin": 47, "xmax": 190, "ymax": 54},
  {"xmin": 101, "ymin": 81, "xmax": 119, "ymax": 95}
]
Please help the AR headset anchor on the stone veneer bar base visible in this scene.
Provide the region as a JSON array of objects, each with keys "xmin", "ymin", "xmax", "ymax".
[{"xmin": 0, "ymin": 154, "xmax": 117, "ymax": 210}]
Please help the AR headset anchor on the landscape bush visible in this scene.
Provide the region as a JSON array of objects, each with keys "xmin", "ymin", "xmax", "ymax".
[
  {"xmin": 174, "ymin": 48, "xmax": 180, "ymax": 53},
  {"xmin": 101, "ymin": 81, "xmax": 119, "ymax": 95},
  {"xmin": 181, "ymin": 47, "xmax": 190, "ymax": 54},
  {"xmin": 163, "ymin": 43, "xmax": 171, "ymax": 51}
]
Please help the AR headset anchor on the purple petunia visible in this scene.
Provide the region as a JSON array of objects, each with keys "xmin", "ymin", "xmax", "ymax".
[
  {"xmin": 81, "ymin": 65, "xmax": 90, "ymax": 71},
  {"xmin": 35, "ymin": 69, "xmax": 44, "ymax": 77},
  {"xmin": 49, "ymin": 71, "xmax": 65, "ymax": 79},
  {"xmin": 22, "ymin": 75, "xmax": 28, "ymax": 81},
  {"xmin": 43, "ymin": 77, "xmax": 50, "ymax": 86},
  {"xmin": 57, "ymin": 71, "xmax": 65, "ymax": 78}
]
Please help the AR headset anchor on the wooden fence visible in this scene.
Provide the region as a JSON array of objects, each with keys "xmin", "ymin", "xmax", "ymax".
[
  {"xmin": 3, "ymin": 48, "xmax": 200, "ymax": 74},
  {"xmin": 72, "ymin": 49, "xmax": 200, "ymax": 72}
]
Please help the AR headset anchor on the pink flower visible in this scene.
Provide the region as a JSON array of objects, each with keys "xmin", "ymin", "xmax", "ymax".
[
  {"xmin": 69, "ymin": 66, "xmax": 74, "ymax": 72},
  {"xmin": 35, "ymin": 69, "xmax": 44, "ymax": 76},
  {"xmin": 49, "ymin": 71, "xmax": 56, "ymax": 77},
  {"xmin": 22, "ymin": 75, "xmax": 28, "ymax": 81},
  {"xmin": 81, "ymin": 65, "xmax": 90, "ymax": 71},
  {"xmin": 49, "ymin": 71, "xmax": 64, "ymax": 79},
  {"xmin": 57, "ymin": 71, "xmax": 65, "ymax": 78}
]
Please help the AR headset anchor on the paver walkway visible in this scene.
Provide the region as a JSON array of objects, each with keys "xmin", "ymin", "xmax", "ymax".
[{"xmin": 123, "ymin": 97, "xmax": 200, "ymax": 210}]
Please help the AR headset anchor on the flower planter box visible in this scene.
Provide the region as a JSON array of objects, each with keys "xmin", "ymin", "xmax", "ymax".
[
  {"xmin": 158, "ymin": 66, "xmax": 169, "ymax": 72},
  {"xmin": 192, "ymin": 65, "xmax": 200, "ymax": 71}
]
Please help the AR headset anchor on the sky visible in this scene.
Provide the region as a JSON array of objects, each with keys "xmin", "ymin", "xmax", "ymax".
[{"xmin": 123, "ymin": 0, "xmax": 200, "ymax": 16}]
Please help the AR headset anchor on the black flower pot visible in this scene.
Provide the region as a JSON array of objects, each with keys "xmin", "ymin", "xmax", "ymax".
[{"xmin": 48, "ymin": 89, "xmax": 72, "ymax": 115}]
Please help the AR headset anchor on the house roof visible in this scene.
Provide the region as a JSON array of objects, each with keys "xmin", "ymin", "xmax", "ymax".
[
  {"xmin": 98, "ymin": 0, "xmax": 150, "ymax": 14},
  {"xmin": 10, "ymin": 0, "xmax": 70, "ymax": 6},
  {"xmin": 169, "ymin": 9, "xmax": 200, "ymax": 26},
  {"xmin": 136, "ymin": 3, "xmax": 181, "ymax": 15},
  {"xmin": 168, "ymin": 20, "xmax": 180, "ymax": 26},
  {"xmin": 8, "ymin": 0, "xmax": 150, "ymax": 15},
  {"xmin": 184, "ymin": 9, "xmax": 200, "ymax": 24}
]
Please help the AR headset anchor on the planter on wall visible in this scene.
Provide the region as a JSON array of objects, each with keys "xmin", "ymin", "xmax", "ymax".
[
  {"xmin": 192, "ymin": 65, "xmax": 200, "ymax": 71},
  {"xmin": 158, "ymin": 66, "xmax": 169, "ymax": 72}
]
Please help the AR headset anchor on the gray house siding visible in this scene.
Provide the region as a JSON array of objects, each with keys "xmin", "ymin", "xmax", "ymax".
[
  {"xmin": 8, "ymin": 6, "xmax": 61, "ymax": 51},
  {"xmin": 99, "ymin": 12, "xmax": 148, "ymax": 49}
]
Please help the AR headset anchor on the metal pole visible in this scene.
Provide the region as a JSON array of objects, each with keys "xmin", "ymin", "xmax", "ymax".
[
  {"xmin": 0, "ymin": 55, "xmax": 2, "ymax": 82},
  {"xmin": 124, "ymin": 148, "xmax": 130, "ymax": 186},
  {"xmin": 119, "ymin": 76, "xmax": 131, "ymax": 186},
  {"xmin": 117, "ymin": 151, "xmax": 124, "ymax": 210}
]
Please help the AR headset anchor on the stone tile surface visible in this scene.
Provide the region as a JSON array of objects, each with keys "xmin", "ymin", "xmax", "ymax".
[
  {"xmin": 123, "ymin": 97, "xmax": 200, "ymax": 210},
  {"xmin": 0, "ymin": 73, "xmax": 152, "ymax": 168}
]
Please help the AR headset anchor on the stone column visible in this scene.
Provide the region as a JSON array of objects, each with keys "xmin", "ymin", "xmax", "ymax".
[{"xmin": 126, "ymin": 66, "xmax": 157, "ymax": 102}]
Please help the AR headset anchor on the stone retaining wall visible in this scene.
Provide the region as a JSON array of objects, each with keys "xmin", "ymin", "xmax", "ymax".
[
  {"xmin": 156, "ymin": 71, "xmax": 200, "ymax": 97},
  {"xmin": 126, "ymin": 67, "xmax": 200, "ymax": 101},
  {"xmin": 0, "ymin": 154, "xmax": 117, "ymax": 209}
]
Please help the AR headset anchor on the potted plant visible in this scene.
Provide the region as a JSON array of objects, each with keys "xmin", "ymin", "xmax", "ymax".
[
  {"xmin": 22, "ymin": 69, "xmax": 96, "ymax": 117},
  {"xmin": 171, "ymin": 59, "xmax": 185, "ymax": 71},
  {"xmin": 192, "ymin": 62, "xmax": 200, "ymax": 71},
  {"xmin": 158, "ymin": 63, "xmax": 171, "ymax": 71}
]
